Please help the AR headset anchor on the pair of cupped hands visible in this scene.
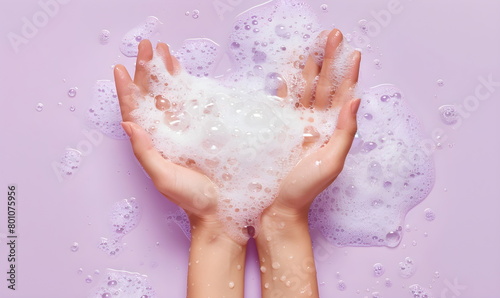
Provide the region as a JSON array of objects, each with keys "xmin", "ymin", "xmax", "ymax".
[{"xmin": 114, "ymin": 29, "xmax": 361, "ymax": 244}]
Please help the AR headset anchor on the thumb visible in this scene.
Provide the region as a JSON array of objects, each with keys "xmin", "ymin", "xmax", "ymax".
[
  {"xmin": 121, "ymin": 121, "xmax": 172, "ymax": 183},
  {"xmin": 322, "ymin": 98, "xmax": 360, "ymax": 170}
]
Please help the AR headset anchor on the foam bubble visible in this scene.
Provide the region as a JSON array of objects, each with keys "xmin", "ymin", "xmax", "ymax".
[
  {"xmin": 88, "ymin": 80, "xmax": 127, "ymax": 139},
  {"xmin": 409, "ymin": 284, "xmax": 432, "ymax": 298},
  {"xmin": 91, "ymin": 269, "xmax": 155, "ymax": 297},
  {"xmin": 98, "ymin": 197, "xmax": 141, "ymax": 256},
  {"xmin": 54, "ymin": 148, "xmax": 82, "ymax": 180},
  {"xmin": 120, "ymin": 16, "xmax": 161, "ymax": 57},
  {"xmin": 399, "ymin": 257, "xmax": 417, "ymax": 278}
]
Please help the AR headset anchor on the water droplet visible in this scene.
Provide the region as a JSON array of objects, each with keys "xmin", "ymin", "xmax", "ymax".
[
  {"xmin": 70, "ymin": 242, "xmax": 79, "ymax": 252},
  {"xmin": 320, "ymin": 4, "xmax": 328, "ymax": 12},
  {"xmin": 155, "ymin": 95, "xmax": 171, "ymax": 111},
  {"xmin": 434, "ymin": 271, "xmax": 440, "ymax": 278},
  {"xmin": 385, "ymin": 230, "xmax": 401, "ymax": 247},
  {"xmin": 228, "ymin": 281, "xmax": 235, "ymax": 289},
  {"xmin": 101, "ymin": 293, "xmax": 111, "ymax": 298},
  {"xmin": 373, "ymin": 263, "xmax": 385, "ymax": 277},
  {"xmin": 68, "ymin": 88, "xmax": 77, "ymax": 97},
  {"xmin": 107, "ymin": 280, "xmax": 117, "ymax": 286},
  {"xmin": 35, "ymin": 103, "xmax": 44, "ymax": 112},
  {"xmin": 374, "ymin": 59, "xmax": 382, "ymax": 69},
  {"xmin": 364, "ymin": 113, "xmax": 373, "ymax": 120},
  {"xmin": 260, "ymin": 266, "xmax": 267, "ymax": 273},
  {"xmin": 272, "ymin": 262, "xmax": 281, "ymax": 269},
  {"xmin": 85, "ymin": 275, "xmax": 93, "ymax": 283},
  {"xmin": 438, "ymin": 105, "xmax": 459, "ymax": 125},
  {"xmin": 77, "ymin": 268, "xmax": 83, "ymax": 274},
  {"xmin": 69, "ymin": 106, "xmax": 76, "ymax": 112},
  {"xmin": 380, "ymin": 95, "xmax": 390, "ymax": 102},
  {"xmin": 437, "ymin": 79, "xmax": 444, "ymax": 87},
  {"xmin": 230, "ymin": 42, "xmax": 240, "ymax": 49},
  {"xmin": 392, "ymin": 93, "xmax": 402, "ymax": 99},
  {"xmin": 362, "ymin": 141, "xmax": 377, "ymax": 152},
  {"xmin": 424, "ymin": 208, "xmax": 436, "ymax": 221}
]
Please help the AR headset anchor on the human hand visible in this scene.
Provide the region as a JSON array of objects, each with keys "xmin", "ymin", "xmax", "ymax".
[
  {"xmin": 264, "ymin": 29, "xmax": 361, "ymax": 222},
  {"xmin": 255, "ymin": 29, "xmax": 361, "ymax": 298},
  {"xmin": 114, "ymin": 40, "xmax": 223, "ymax": 232}
]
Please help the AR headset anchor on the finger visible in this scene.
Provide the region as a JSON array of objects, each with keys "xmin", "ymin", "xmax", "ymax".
[
  {"xmin": 114, "ymin": 65, "xmax": 138, "ymax": 122},
  {"xmin": 134, "ymin": 40, "xmax": 154, "ymax": 94},
  {"xmin": 300, "ymin": 55, "xmax": 320, "ymax": 107},
  {"xmin": 321, "ymin": 98, "xmax": 360, "ymax": 176},
  {"xmin": 331, "ymin": 51, "xmax": 361, "ymax": 110},
  {"xmin": 156, "ymin": 42, "xmax": 181, "ymax": 75},
  {"xmin": 315, "ymin": 29, "xmax": 343, "ymax": 109}
]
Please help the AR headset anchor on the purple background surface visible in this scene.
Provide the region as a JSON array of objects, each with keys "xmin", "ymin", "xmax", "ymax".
[{"xmin": 1, "ymin": 0, "xmax": 499, "ymax": 297}]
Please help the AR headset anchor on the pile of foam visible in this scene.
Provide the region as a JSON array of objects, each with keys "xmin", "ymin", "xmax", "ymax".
[
  {"xmin": 98, "ymin": 197, "xmax": 141, "ymax": 256},
  {"xmin": 130, "ymin": 0, "xmax": 358, "ymax": 243},
  {"xmin": 92, "ymin": 0, "xmax": 434, "ymax": 246},
  {"xmin": 309, "ymin": 85, "xmax": 434, "ymax": 247},
  {"xmin": 91, "ymin": 269, "xmax": 155, "ymax": 298}
]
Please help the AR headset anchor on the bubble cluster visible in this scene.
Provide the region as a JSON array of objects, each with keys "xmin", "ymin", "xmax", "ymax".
[
  {"xmin": 87, "ymin": 80, "xmax": 127, "ymax": 139},
  {"xmin": 438, "ymin": 105, "xmax": 459, "ymax": 125},
  {"xmin": 424, "ymin": 208, "xmax": 436, "ymax": 221},
  {"xmin": 99, "ymin": 29, "xmax": 111, "ymax": 45},
  {"xmin": 399, "ymin": 257, "xmax": 417, "ymax": 278},
  {"xmin": 309, "ymin": 84, "xmax": 435, "ymax": 247},
  {"xmin": 92, "ymin": 269, "xmax": 155, "ymax": 297},
  {"xmin": 173, "ymin": 39, "xmax": 221, "ymax": 78},
  {"xmin": 98, "ymin": 197, "xmax": 141, "ymax": 256},
  {"xmin": 409, "ymin": 284, "xmax": 432, "ymax": 298},
  {"xmin": 54, "ymin": 148, "xmax": 82, "ymax": 180},
  {"xmin": 166, "ymin": 207, "xmax": 191, "ymax": 240},
  {"xmin": 120, "ymin": 16, "xmax": 161, "ymax": 57},
  {"xmin": 373, "ymin": 263, "xmax": 385, "ymax": 277}
]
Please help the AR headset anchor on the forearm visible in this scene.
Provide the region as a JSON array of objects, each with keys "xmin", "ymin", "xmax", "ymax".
[
  {"xmin": 187, "ymin": 221, "xmax": 247, "ymax": 298},
  {"xmin": 255, "ymin": 208, "xmax": 319, "ymax": 298}
]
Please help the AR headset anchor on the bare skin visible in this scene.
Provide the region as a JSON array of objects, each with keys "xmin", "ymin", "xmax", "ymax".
[{"xmin": 114, "ymin": 28, "xmax": 360, "ymax": 298}]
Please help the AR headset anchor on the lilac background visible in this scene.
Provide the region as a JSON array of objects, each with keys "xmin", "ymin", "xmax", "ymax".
[{"xmin": 1, "ymin": 0, "xmax": 499, "ymax": 297}]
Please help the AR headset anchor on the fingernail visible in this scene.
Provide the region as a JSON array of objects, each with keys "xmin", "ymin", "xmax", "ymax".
[
  {"xmin": 121, "ymin": 122, "xmax": 133, "ymax": 137},
  {"xmin": 351, "ymin": 98, "xmax": 361, "ymax": 115},
  {"xmin": 333, "ymin": 29, "xmax": 341, "ymax": 38}
]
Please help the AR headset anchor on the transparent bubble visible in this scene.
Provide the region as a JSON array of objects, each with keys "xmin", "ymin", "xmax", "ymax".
[
  {"xmin": 69, "ymin": 106, "xmax": 76, "ymax": 112},
  {"xmin": 437, "ymin": 79, "xmax": 444, "ymax": 87},
  {"xmin": 385, "ymin": 230, "xmax": 401, "ymax": 247},
  {"xmin": 70, "ymin": 242, "xmax": 79, "ymax": 252},
  {"xmin": 68, "ymin": 88, "xmax": 77, "ymax": 97},
  {"xmin": 320, "ymin": 4, "xmax": 328, "ymax": 12},
  {"xmin": 275, "ymin": 24, "xmax": 291, "ymax": 39},
  {"xmin": 35, "ymin": 103, "xmax": 44, "ymax": 112}
]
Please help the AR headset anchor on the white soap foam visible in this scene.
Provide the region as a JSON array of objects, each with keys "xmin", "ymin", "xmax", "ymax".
[
  {"xmin": 98, "ymin": 0, "xmax": 434, "ymax": 246},
  {"xmin": 120, "ymin": 16, "xmax": 161, "ymax": 57},
  {"xmin": 309, "ymin": 85, "xmax": 435, "ymax": 247},
  {"xmin": 98, "ymin": 197, "xmax": 141, "ymax": 256},
  {"xmin": 90, "ymin": 268, "xmax": 155, "ymax": 298},
  {"xmin": 88, "ymin": 80, "xmax": 127, "ymax": 139}
]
